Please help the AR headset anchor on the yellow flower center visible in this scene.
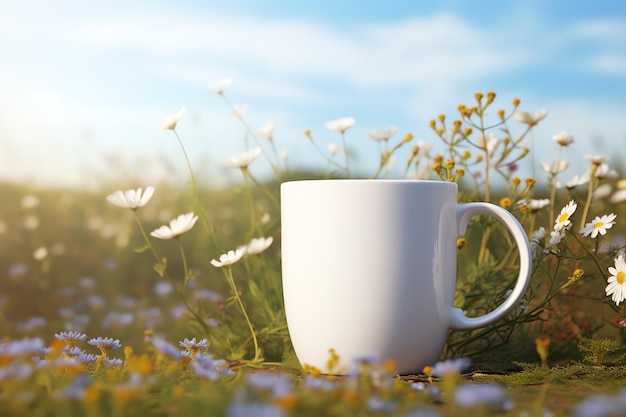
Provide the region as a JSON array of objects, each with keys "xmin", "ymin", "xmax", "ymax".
[
  {"xmin": 593, "ymin": 221, "xmax": 604, "ymax": 229},
  {"xmin": 617, "ymin": 271, "xmax": 625, "ymax": 285},
  {"xmin": 558, "ymin": 213, "xmax": 569, "ymax": 223}
]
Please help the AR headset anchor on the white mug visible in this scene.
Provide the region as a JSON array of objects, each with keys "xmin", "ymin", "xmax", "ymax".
[{"xmin": 280, "ymin": 179, "xmax": 531, "ymax": 374}]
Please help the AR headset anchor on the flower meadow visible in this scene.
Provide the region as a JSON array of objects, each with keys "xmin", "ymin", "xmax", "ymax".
[{"xmin": 2, "ymin": 85, "xmax": 626, "ymax": 416}]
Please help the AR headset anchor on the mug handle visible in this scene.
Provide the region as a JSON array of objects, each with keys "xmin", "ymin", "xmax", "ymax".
[{"xmin": 449, "ymin": 202, "xmax": 532, "ymax": 331}]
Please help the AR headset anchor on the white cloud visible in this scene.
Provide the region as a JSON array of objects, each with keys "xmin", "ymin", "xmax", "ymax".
[{"xmin": 586, "ymin": 54, "xmax": 626, "ymax": 76}]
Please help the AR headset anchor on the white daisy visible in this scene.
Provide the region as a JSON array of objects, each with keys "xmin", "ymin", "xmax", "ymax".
[
  {"xmin": 552, "ymin": 131, "xmax": 573, "ymax": 147},
  {"xmin": 580, "ymin": 213, "xmax": 617, "ymax": 238},
  {"xmin": 583, "ymin": 154, "xmax": 609, "ymax": 165},
  {"xmin": 150, "ymin": 212, "xmax": 198, "ymax": 240},
  {"xmin": 209, "ymin": 78, "xmax": 233, "ymax": 95},
  {"xmin": 325, "ymin": 117, "xmax": 355, "ymax": 133},
  {"xmin": 245, "ymin": 236, "xmax": 274, "ymax": 255},
  {"xmin": 55, "ymin": 331, "xmax": 88, "ymax": 343},
  {"xmin": 606, "ymin": 255, "xmax": 626, "ymax": 306},
  {"xmin": 513, "ymin": 109, "xmax": 548, "ymax": 126},
  {"xmin": 179, "ymin": 337, "xmax": 209, "ymax": 351},
  {"xmin": 367, "ymin": 126, "xmax": 397, "ymax": 142},
  {"xmin": 256, "ymin": 121, "xmax": 274, "ymax": 140},
  {"xmin": 87, "ymin": 337, "xmax": 121, "ymax": 350},
  {"xmin": 225, "ymin": 148, "xmax": 262, "ymax": 169},
  {"xmin": 106, "ymin": 187, "xmax": 155, "ymax": 210},
  {"xmin": 476, "ymin": 132, "xmax": 499, "ymax": 156},
  {"xmin": 540, "ymin": 160, "xmax": 568, "ymax": 175},
  {"xmin": 210, "ymin": 247, "xmax": 246, "ymax": 268},
  {"xmin": 160, "ymin": 107, "xmax": 185, "ymax": 130},
  {"xmin": 557, "ymin": 174, "xmax": 589, "ymax": 190},
  {"xmin": 594, "ymin": 163, "xmax": 619, "ymax": 180},
  {"xmin": 554, "ymin": 200, "xmax": 577, "ymax": 231}
]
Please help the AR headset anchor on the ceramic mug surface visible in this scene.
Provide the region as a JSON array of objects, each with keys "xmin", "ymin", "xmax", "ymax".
[{"xmin": 281, "ymin": 180, "xmax": 531, "ymax": 374}]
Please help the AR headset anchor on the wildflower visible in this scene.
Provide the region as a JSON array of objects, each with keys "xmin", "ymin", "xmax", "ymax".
[
  {"xmin": 257, "ymin": 121, "xmax": 274, "ymax": 140},
  {"xmin": 611, "ymin": 189, "xmax": 626, "ymax": 204},
  {"xmin": 150, "ymin": 212, "xmax": 198, "ymax": 240},
  {"xmin": 554, "ymin": 200, "xmax": 577, "ymax": 231},
  {"xmin": 0, "ymin": 337, "xmax": 45, "ymax": 356},
  {"xmin": 558, "ymin": 174, "xmax": 589, "ymax": 190},
  {"xmin": 209, "ymin": 78, "xmax": 233, "ymax": 94},
  {"xmin": 540, "ymin": 160, "xmax": 568, "ymax": 175},
  {"xmin": 454, "ymin": 384, "xmax": 511, "ymax": 409},
  {"xmin": 179, "ymin": 338, "xmax": 209, "ymax": 352},
  {"xmin": 594, "ymin": 163, "xmax": 619, "ymax": 180},
  {"xmin": 606, "ymin": 255, "xmax": 626, "ymax": 306},
  {"xmin": 327, "ymin": 144, "xmax": 342, "ymax": 156},
  {"xmin": 544, "ymin": 229, "xmax": 566, "ymax": 252},
  {"xmin": 325, "ymin": 117, "xmax": 355, "ymax": 133},
  {"xmin": 518, "ymin": 199, "xmax": 550, "ymax": 212},
  {"xmin": 87, "ymin": 337, "xmax": 122, "ymax": 350},
  {"xmin": 232, "ymin": 104, "xmax": 248, "ymax": 119},
  {"xmin": 154, "ymin": 281, "xmax": 173, "ymax": 296},
  {"xmin": 246, "ymin": 372, "xmax": 293, "ymax": 398},
  {"xmin": 152, "ymin": 338, "xmax": 182, "ymax": 360},
  {"xmin": 192, "ymin": 353, "xmax": 232, "ymax": 380},
  {"xmin": 513, "ymin": 109, "xmax": 548, "ymax": 126},
  {"xmin": 33, "ymin": 246, "xmax": 48, "ymax": 261},
  {"xmin": 583, "ymin": 153, "xmax": 609, "ymax": 165},
  {"xmin": 499, "ymin": 197, "xmax": 512, "ymax": 209},
  {"xmin": 367, "ymin": 126, "xmax": 397, "ymax": 141},
  {"xmin": 245, "ymin": 236, "xmax": 274, "ymax": 255},
  {"xmin": 476, "ymin": 132, "xmax": 499, "ymax": 155},
  {"xmin": 552, "ymin": 131, "xmax": 573, "ymax": 146},
  {"xmin": 580, "ymin": 213, "xmax": 617, "ymax": 238},
  {"xmin": 535, "ymin": 336, "xmax": 550, "ymax": 366},
  {"xmin": 368, "ymin": 397, "xmax": 397, "ymax": 412},
  {"xmin": 21, "ymin": 195, "xmax": 40, "ymax": 209},
  {"xmin": 160, "ymin": 106, "xmax": 185, "ymax": 130},
  {"xmin": 55, "ymin": 331, "xmax": 88, "ymax": 344},
  {"xmin": 530, "ymin": 227, "xmax": 545, "ymax": 258},
  {"xmin": 103, "ymin": 357, "xmax": 123, "ymax": 366},
  {"xmin": 225, "ymin": 148, "xmax": 262, "ymax": 169},
  {"xmin": 210, "ymin": 247, "xmax": 245, "ymax": 268},
  {"xmin": 106, "ymin": 187, "xmax": 155, "ymax": 210},
  {"xmin": 593, "ymin": 184, "xmax": 613, "ymax": 201},
  {"xmin": 430, "ymin": 357, "xmax": 471, "ymax": 377}
]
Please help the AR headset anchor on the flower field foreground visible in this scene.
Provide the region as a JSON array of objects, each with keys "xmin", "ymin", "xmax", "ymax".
[{"xmin": 2, "ymin": 85, "xmax": 626, "ymax": 415}]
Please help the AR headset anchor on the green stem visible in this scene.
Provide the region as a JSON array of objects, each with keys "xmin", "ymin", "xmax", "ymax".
[
  {"xmin": 133, "ymin": 212, "xmax": 209, "ymax": 334},
  {"xmin": 341, "ymin": 132, "xmax": 351, "ymax": 177},
  {"xmin": 178, "ymin": 240, "xmax": 190, "ymax": 296},
  {"xmin": 174, "ymin": 129, "xmax": 197, "ymax": 187},
  {"xmin": 225, "ymin": 266, "xmax": 260, "ymax": 362}
]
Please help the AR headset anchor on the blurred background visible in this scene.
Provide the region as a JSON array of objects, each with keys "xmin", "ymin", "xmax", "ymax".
[{"xmin": 1, "ymin": 0, "xmax": 625, "ymax": 189}]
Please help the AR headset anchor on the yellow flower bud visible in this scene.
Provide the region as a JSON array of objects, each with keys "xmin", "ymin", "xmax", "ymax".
[
  {"xmin": 486, "ymin": 91, "xmax": 496, "ymax": 104},
  {"xmin": 500, "ymin": 197, "xmax": 513, "ymax": 209},
  {"xmin": 525, "ymin": 177, "xmax": 536, "ymax": 186},
  {"xmin": 462, "ymin": 150, "xmax": 471, "ymax": 160},
  {"xmin": 403, "ymin": 132, "xmax": 413, "ymax": 143},
  {"xmin": 456, "ymin": 238, "xmax": 467, "ymax": 249},
  {"xmin": 438, "ymin": 114, "xmax": 445, "ymax": 123},
  {"xmin": 512, "ymin": 98, "xmax": 521, "ymax": 107},
  {"xmin": 512, "ymin": 176, "xmax": 521, "ymax": 185},
  {"xmin": 445, "ymin": 159, "xmax": 455, "ymax": 169},
  {"xmin": 429, "ymin": 119, "xmax": 437, "ymax": 129},
  {"xmin": 475, "ymin": 154, "xmax": 483, "ymax": 163},
  {"xmin": 475, "ymin": 92, "xmax": 484, "ymax": 102},
  {"xmin": 497, "ymin": 109, "xmax": 505, "ymax": 120}
]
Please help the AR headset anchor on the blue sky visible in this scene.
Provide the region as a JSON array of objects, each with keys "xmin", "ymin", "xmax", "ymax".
[{"xmin": 1, "ymin": 0, "xmax": 625, "ymax": 188}]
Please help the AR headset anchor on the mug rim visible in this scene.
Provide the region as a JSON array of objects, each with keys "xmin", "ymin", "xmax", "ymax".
[{"xmin": 281, "ymin": 179, "xmax": 458, "ymax": 188}]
